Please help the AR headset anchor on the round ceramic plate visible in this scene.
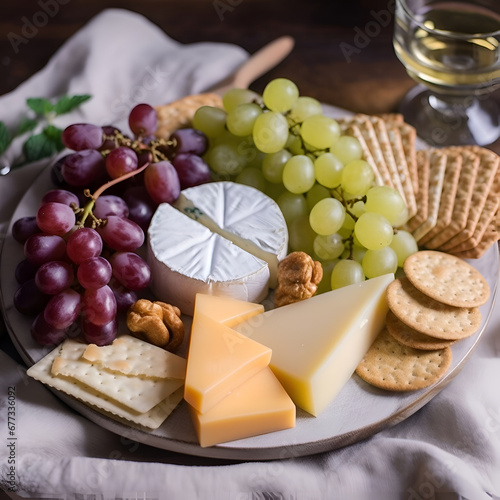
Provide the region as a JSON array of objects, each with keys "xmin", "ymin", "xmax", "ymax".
[{"xmin": 1, "ymin": 156, "xmax": 498, "ymax": 461}]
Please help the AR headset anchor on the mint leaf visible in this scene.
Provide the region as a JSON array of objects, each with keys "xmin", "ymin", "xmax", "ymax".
[
  {"xmin": 53, "ymin": 94, "xmax": 92, "ymax": 115},
  {"xmin": 43, "ymin": 125, "xmax": 64, "ymax": 151},
  {"xmin": 16, "ymin": 117, "xmax": 38, "ymax": 136},
  {"xmin": 26, "ymin": 97, "xmax": 54, "ymax": 115},
  {"xmin": 0, "ymin": 122, "xmax": 11, "ymax": 155},
  {"xmin": 23, "ymin": 132, "xmax": 57, "ymax": 163}
]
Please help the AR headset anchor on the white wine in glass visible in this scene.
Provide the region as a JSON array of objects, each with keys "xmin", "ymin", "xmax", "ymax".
[{"xmin": 393, "ymin": 0, "xmax": 500, "ymax": 146}]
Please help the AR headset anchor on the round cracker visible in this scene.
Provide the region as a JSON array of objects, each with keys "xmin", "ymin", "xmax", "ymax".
[
  {"xmin": 403, "ymin": 250, "xmax": 490, "ymax": 307},
  {"xmin": 385, "ymin": 310, "xmax": 456, "ymax": 350},
  {"xmin": 356, "ymin": 328, "xmax": 452, "ymax": 391},
  {"xmin": 386, "ymin": 277, "xmax": 481, "ymax": 340}
]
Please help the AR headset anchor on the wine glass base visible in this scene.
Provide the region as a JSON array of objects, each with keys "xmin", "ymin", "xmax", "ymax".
[{"xmin": 398, "ymin": 85, "xmax": 500, "ymax": 147}]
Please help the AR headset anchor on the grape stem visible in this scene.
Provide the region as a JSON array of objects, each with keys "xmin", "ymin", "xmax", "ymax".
[{"xmin": 75, "ymin": 161, "xmax": 150, "ymax": 228}]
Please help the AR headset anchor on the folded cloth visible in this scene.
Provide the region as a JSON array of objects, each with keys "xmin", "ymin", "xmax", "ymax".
[{"xmin": 1, "ymin": 7, "xmax": 500, "ymax": 500}]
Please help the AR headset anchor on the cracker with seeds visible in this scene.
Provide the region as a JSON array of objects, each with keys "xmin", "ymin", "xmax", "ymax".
[
  {"xmin": 419, "ymin": 151, "xmax": 462, "ymax": 245},
  {"xmin": 386, "ymin": 277, "xmax": 482, "ymax": 340},
  {"xmin": 440, "ymin": 147, "xmax": 499, "ymax": 250},
  {"xmin": 403, "ymin": 250, "xmax": 490, "ymax": 308},
  {"xmin": 411, "ymin": 149, "xmax": 447, "ymax": 242},
  {"xmin": 385, "ymin": 310, "xmax": 456, "ymax": 351},
  {"xmin": 423, "ymin": 150, "xmax": 479, "ymax": 249},
  {"xmin": 405, "ymin": 150, "xmax": 430, "ymax": 233},
  {"xmin": 355, "ymin": 328, "xmax": 452, "ymax": 391},
  {"xmin": 155, "ymin": 93, "xmax": 223, "ymax": 139}
]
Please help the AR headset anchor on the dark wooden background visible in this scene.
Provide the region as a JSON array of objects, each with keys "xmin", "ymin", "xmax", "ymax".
[{"xmin": 0, "ymin": 0, "xmax": 414, "ymax": 114}]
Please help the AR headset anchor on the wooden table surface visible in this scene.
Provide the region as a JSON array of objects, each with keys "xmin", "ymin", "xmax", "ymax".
[{"xmin": 1, "ymin": 0, "xmax": 499, "ymax": 147}]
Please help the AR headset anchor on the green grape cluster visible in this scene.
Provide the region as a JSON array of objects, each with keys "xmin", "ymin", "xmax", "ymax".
[{"xmin": 194, "ymin": 78, "xmax": 418, "ymax": 292}]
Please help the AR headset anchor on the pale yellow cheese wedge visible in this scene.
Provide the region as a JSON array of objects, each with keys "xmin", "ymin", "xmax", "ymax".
[
  {"xmin": 233, "ymin": 273, "xmax": 394, "ymax": 416},
  {"xmin": 184, "ymin": 313, "xmax": 272, "ymax": 413},
  {"xmin": 189, "ymin": 367, "xmax": 295, "ymax": 447},
  {"xmin": 193, "ymin": 293, "xmax": 264, "ymax": 327}
]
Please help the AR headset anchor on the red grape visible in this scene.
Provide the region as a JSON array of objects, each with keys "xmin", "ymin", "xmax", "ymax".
[
  {"xmin": 31, "ymin": 312, "xmax": 67, "ymax": 346},
  {"xmin": 62, "ymin": 150, "xmax": 106, "ymax": 187},
  {"xmin": 35, "ymin": 261, "xmax": 74, "ymax": 295},
  {"xmin": 14, "ymin": 279, "xmax": 49, "ymax": 315},
  {"xmin": 82, "ymin": 285, "xmax": 117, "ymax": 326},
  {"xmin": 105, "ymin": 146, "xmax": 138, "ymax": 179},
  {"xmin": 109, "ymin": 252, "xmax": 151, "ymax": 290},
  {"xmin": 36, "ymin": 202, "xmax": 76, "ymax": 236},
  {"xmin": 66, "ymin": 228, "xmax": 103, "ymax": 264},
  {"xmin": 128, "ymin": 103, "xmax": 157, "ymax": 136},
  {"xmin": 62, "ymin": 123, "xmax": 104, "ymax": 150},
  {"xmin": 12, "ymin": 216, "xmax": 40, "ymax": 244},
  {"xmin": 44, "ymin": 288, "xmax": 81, "ymax": 329},
  {"xmin": 77, "ymin": 257, "xmax": 112, "ymax": 289},
  {"xmin": 93, "ymin": 195, "xmax": 129, "ymax": 219},
  {"xmin": 24, "ymin": 234, "xmax": 66, "ymax": 265},
  {"xmin": 97, "ymin": 215, "xmax": 144, "ymax": 252},
  {"xmin": 15, "ymin": 259, "xmax": 39, "ymax": 284},
  {"xmin": 172, "ymin": 153, "xmax": 211, "ymax": 189},
  {"xmin": 122, "ymin": 186, "xmax": 157, "ymax": 230},
  {"xmin": 99, "ymin": 125, "xmax": 121, "ymax": 152},
  {"xmin": 144, "ymin": 161, "xmax": 180, "ymax": 204},
  {"xmin": 81, "ymin": 316, "xmax": 117, "ymax": 346},
  {"xmin": 170, "ymin": 128, "xmax": 208, "ymax": 156},
  {"xmin": 41, "ymin": 189, "xmax": 80, "ymax": 208},
  {"xmin": 109, "ymin": 277, "xmax": 138, "ymax": 312}
]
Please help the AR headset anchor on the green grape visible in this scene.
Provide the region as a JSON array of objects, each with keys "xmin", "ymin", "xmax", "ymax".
[
  {"xmin": 245, "ymin": 147, "xmax": 266, "ymax": 170},
  {"xmin": 206, "ymin": 142, "xmax": 246, "ymax": 176},
  {"xmin": 392, "ymin": 205, "xmax": 409, "ymax": 228},
  {"xmin": 330, "ymin": 135, "xmax": 363, "ymax": 165},
  {"xmin": 389, "ymin": 230, "xmax": 419, "ymax": 267},
  {"xmin": 226, "ymin": 103, "xmax": 263, "ymax": 137},
  {"xmin": 282, "ymin": 155, "xmax": 316, "ymax": 194},
  {"xmin": 351, "ymin": 244, "xmax": 367, "ymax": 263},
  {"xmin": 262, "ymin": 149, "xmax": 292, "ymax": 184},
  {"xmin": 330, "ymin": 259, "xmax": 365, "ymax": 290},
  {"xmin": 313, "ymin": 233, "xmax": 345, "ymax": 260},
  {"xmin": 253, "ymin": 111, "xmax": 289, "ymax": 154},
  {"xmin": 338, "ymin": 226, "xmax": 353, "ymax": 240},
  {"xmin": 362, "ymin": 247, "xmax": 398, "ymax": 279},
  {"xmin": 309, "ymin": 198, "xmax": 346, "ymax": 236},
  {"xmin": 306, "ymin": 183, "xmax": 331, "ymax": 212},
  {"xmin": 365, "ymin": 186, "xmax": 407, "ymax": 226},
  {"xmin": 287, "ymin": 96, "xmax": 322, "ymax": 124},
  {"xmin": 288, "ymin": 216, "xmax": 316, "ymax": 255},
  {"xmin": 286, "ymin": 133, "xmax": 305, "ymax": 155},
  {"xmin": 343, "ymin": 200, "xmax": 365, "ymax": 231},
  {"xmin": 235, "ymin": 167, "xmax": 268, "ymax": 192},
  {"xmin": 354, "ymin": 212, "xmax": 394, "ymax": 250},
  {"xmin": 315, "ymin": 259, "xmax": 338, "ymax": 295},
  {"xmin": 340, "ymin": 159, "xmax": 375, "ymax": 197},
  {"xmin": 276, "ymin": 191, "xmax": 308, "ymax": 224},
  {"xmin": 266, "ymin": 182, "xmax": 287, "ymax": 201},
  {"xmin": 300, "ymin": 115, "xmax": 341, "ymax": 150},
  {"xmin": 222, "ymin": 88, "xmax": 261, "ymax": 112},
  {"xmin": 262, "ymin": 78, "xmax": 299, "ymax": 113},
  {"xmin": 192, "ymin": 106, "xmax": 227, "ymax": 138},
  {"xmin": 314, "ymin": 153, "xmax": 343, "ymax": 188}
]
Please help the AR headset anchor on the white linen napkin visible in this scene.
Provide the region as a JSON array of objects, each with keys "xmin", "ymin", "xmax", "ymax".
[{"xmin": 1, "ymin": 8, "xmax": 500, "ymax": 500}]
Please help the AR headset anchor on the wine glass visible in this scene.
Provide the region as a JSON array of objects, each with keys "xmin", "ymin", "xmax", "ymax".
[{"xmin": 393, "ymin": 0, "xmax": 500, "ymax": 147}]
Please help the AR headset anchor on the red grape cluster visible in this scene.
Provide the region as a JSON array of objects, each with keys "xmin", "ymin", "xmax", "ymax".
[{"xmin": 11, "ymin": 103, "xmax": 211, "ymax": 347}]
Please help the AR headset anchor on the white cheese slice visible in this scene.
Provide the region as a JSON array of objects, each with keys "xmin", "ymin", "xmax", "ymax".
[
  {"xmin": 148, "ymin": 202, "xmax": 270, "ymax": 315},
  {"xmin": 174, "ymin": 182, "xmax": 288, "ymax": 288}
]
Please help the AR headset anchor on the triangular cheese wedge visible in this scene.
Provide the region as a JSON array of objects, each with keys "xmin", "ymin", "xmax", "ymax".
[
  {"xmin": 194, "ymin": 293, "xmax": 264, "ymax": 328},
  {"xmin": 233, "ymin": 273, "xmax": 394, "ymax": 416},
  {"xmin": 184, "ymin": 313, "xmax": 272, "ymax": 413},
  {"xmin": 189, "ymin": 367, "xmax": 295, "ymax": 447}
]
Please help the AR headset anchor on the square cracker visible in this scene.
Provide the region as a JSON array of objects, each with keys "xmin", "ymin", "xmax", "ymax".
[
  {"xmin": 405, "ymin": 149, "xmax": 431, "ymax": 233},
  {"xmin": 27, "ymin": 343, "xmax": 183, "ymax": 429},
  {"xmin": 452, "ymin": 220, "xmax": 499, "ymax": 259},
  {"xmin": 419, "ymin": 150, "xmax": 462, "ymax": 246},
  {"xmin": 393, "ymin": 122, "xmax": 419, "ymax": 195},
  {"xmin": 411, "ymin": 149, "xmax": 447, "ymax": 242},
  {"xmin": 83, "ymin": 335, "xmax": 186, "ymax": 380},
  {"xmin": 423, "ymin": 149, "xmax": 479, "ymax": 249},
  {"xmin": 440, "ymin": 146, "xmax": 499, "ymax": 250}
]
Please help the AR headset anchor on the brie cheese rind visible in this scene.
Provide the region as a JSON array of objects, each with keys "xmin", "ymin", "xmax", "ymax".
[
  {"xmin": 174, "ymin": 182, "xmax": 288, "ymax": 288},
  {"xmin": 148, "ymin": 202, "xmax": 271, "ymax": 315},
  {"xmin": 148, "ymin": 182, "xmax": 288, "ymax": 316}
]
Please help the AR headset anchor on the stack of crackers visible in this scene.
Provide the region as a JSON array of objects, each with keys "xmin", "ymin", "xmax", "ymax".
[
  {"xmin": 339, "ymin": 113, "xmax": 500, "ymax": 259},
  {"xmin": 27, "ymin": 335, "xmax": 187, "ymax": 429},
  {"xmin": 356, "ymin": 250, "xmax": 490, "ymax": 391}
]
